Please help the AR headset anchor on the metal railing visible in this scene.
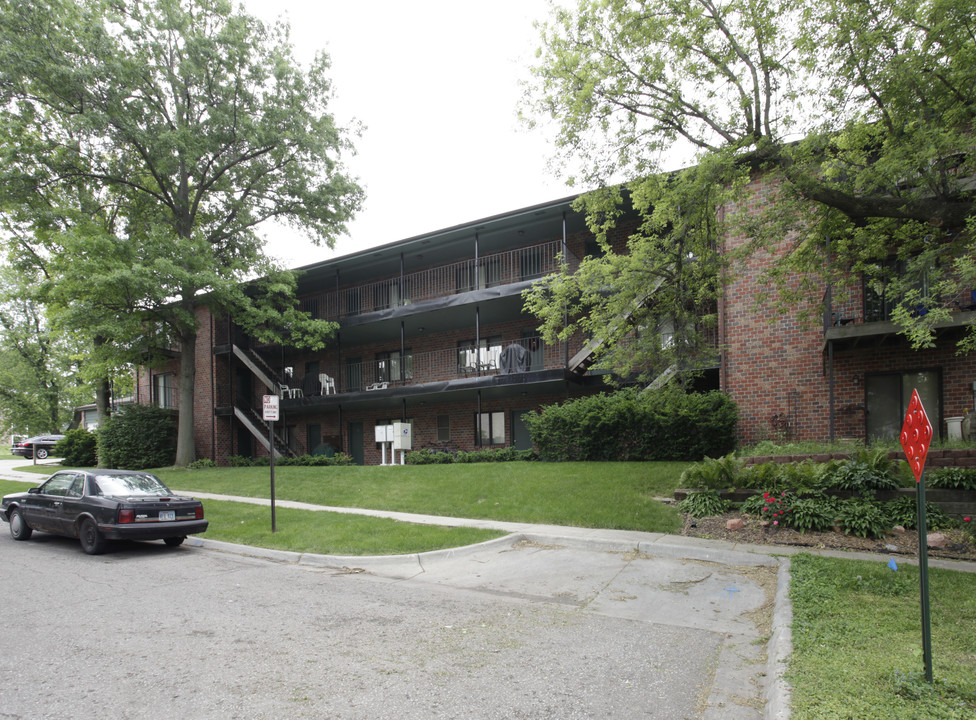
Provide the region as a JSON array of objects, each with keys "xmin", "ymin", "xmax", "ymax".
[
  {"xmin": 285, "ymin": 336, "xmax": 566, "ymax": 397},
  {"xmin": 300, "ymin": 240, "xmax": 578, "ymax": 321}
]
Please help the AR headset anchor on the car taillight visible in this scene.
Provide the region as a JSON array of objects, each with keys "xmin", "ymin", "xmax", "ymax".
[
  {"xmin": 195, "ymin": 507, "xmax": 204, "ymax": 520},
  {"xmin": 119, "ymin": 508, "xmax": 135, "ymax": 523}
]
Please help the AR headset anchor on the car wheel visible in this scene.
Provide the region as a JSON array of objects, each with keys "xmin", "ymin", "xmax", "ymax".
[
  {"xmin": 79, "ymin": 518, "xmax": 106, "ymax": 555},
  {"xmin": 35, "ymin": 448, "xmax": 49, "ymax": 460},
  {"xmin": 8, "ymin": 509, "xmax": 33, "ymax": 541},
  {"xmin": 163, "ymin": 536, "xmax": 185, "ymax": 547}
]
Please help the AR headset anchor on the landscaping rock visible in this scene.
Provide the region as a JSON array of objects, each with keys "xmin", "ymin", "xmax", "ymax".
[
  {"xmin": 726, "ymin": 518, "xmax": 744, "ymax": 531},
  {"xmin": 927, "ymin": 533, "xmax": 948, "ymax": 549},
  {"xmin": 891, "ymin": 525, "xmax": 907, "ymax": 535}
]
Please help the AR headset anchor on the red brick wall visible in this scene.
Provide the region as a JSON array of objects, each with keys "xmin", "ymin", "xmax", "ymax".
[{"xmin": 720, "ymin": 172, "xmax": 976, "ymax": 444}]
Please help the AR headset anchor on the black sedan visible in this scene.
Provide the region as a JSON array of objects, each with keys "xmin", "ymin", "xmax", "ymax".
[
  {"xmin": 1, "ymin": 469, "xmax": 208, "ymax": 555},
  {"xmin": 10, "ymin": 434, "xmax": 66, "ymax": 460}
]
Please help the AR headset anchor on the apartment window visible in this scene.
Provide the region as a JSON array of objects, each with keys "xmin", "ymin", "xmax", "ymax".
[
  {"xmin": 436, "ymin": 415, "xmax": 451, "ymax": 443},
  {"xmin": 153, "ymin": 373, "xmax": 176, "ymax": 409},
  {"xmin": 866, "ymin": 370, "xmax": 940, "ymax": 441},
  {"xmin": 306, "ymin": 423, "xmax": 321, "ymax": 455},
  {"xmin": 864, "ymin": 258, "xmax": 930, "ymax": 323},
  {"xmin": 376, "ymin": 349, "xmax": 412, "ymax": 384},
  {"xmin": 458, "ymin": 337, "xmax": 502, "ymax": 374},
  {"xmin": 455, "ymin": 256, "xmax": 501, "ymax": 293},
  {"xmin": 476, "ymin": 411, "xmax": 505, "ymax": 446},
  {"xmin": 519, "ymin": 246, "xmax": 545, "ymax": 281},
  {"xmin": 346, "ymin": 356, "xmax": 362, "ymax": 392}
]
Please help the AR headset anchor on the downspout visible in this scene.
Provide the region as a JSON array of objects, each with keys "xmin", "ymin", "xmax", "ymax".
[
  {"xmin": 474, "ymin": 230, "xmax": 480, "ymax": 289},
  {"xmin": 475, "ymin": 305, "xmax": 481, "ymax": 377},
  {"xmin": 400, "ymin": 252, "xmax": 405, "ymax": 308},
  {"xmin": 476, "ymin": 390, "xmax": 483, "ymax": 448},
  {"xmin": 562, "ymin": 211, "xmax": 569, "ymax": 367},
  {"xmin": 825, "ymin": 233, "xmax": 835, "ymax": 442},
  {"xmin": 210, "ymin": 312, "xmax": 216, "ymax": 462},
  {"xmin": 400, "ymin": 321, "xmax": 405, "ymax": 383}
]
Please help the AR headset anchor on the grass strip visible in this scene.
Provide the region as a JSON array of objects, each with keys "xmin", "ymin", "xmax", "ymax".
[
  {"xmin": 153, "ymin": 461, "xmax": 686, "ymax": 533},
  {"xmin": 0, "ymin": 479, "xmax": 505, "ymax": 556},
  {"xmin": 196, "ymin": 499, "xmax": 506, "ymax": 556},
  {"xmin": 788, "ymin": 553, "xmax": 976, "ymax": 719}
]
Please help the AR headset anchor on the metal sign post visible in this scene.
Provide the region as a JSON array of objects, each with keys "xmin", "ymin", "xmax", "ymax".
[
  {"xmin": 899, "ymin": 388, "xmax": 933, "ymax": 683},
  {"xmin": 262, "ymin": 394, "xmax": 279, "ymax": 533}
]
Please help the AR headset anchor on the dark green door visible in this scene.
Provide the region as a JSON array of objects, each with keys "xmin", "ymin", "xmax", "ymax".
[
  {"xmin": 511, "ymin": 409, "xmax": 533, "ymax": 450},
  {"xmin": 348, "ymin": 421, "xmax": 364, "ymax": 465}
]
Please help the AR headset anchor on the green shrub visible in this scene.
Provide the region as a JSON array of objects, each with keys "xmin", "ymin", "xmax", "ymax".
[
  {"xmin": 97, "ymin": 405, "xmax": 177, "ymax": 470},
  {"xmin": 187, "ymin": 458, "xmax": 218, "ymax": 469},
  {"xmin": 679, "ymin": 453, "xmax": 744, "ymax": 489},
  {"xmin": 835, "ymin": 498, "xmax": 890, "ymax": 539},
  {"xmin": 406, "ymin": 448, "xmax": 539, "ymax": 464},
  {"xmin": 786, "ymin": 495, "xmax": 837, "ymax": 533},
  {"xmin": 928, "ymin": 467, "xmax": 976, "ymax": 491},
  {"xmin": 818, "ymin": 448, "xmax": 901, "ymax": 495},
  {"xmin": 884, "ymin": 495, "xmax": 954, "ymax": 530},
  {"xmin": 758, "ymin": 490, "xmax": 791, "ymax": 526},
  {"xmin": 406, "ymin": 448, "xmax": 455, "ymax": 464},
  {"xmin": 523, "ymin": 386, "xmax": 737, "ymax": 461},
  {"xmin": 53, "ymin": 428, "xmax": 98, "ymax": 467},
  {"xmin": 224, "ymin": 453, "xmax": 356, "ymax": 467},
  {"xmin": 739, "ymin": 491, "xmax": 768, "ymax": 515},
  {"xmin": 677, "ymin": 489, "xmax": 731, "ymax": 518}
]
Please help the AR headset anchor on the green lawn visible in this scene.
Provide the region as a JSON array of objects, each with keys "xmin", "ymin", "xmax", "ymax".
[
  {"xmin": 152, "ymin": 461, "xmax": 686, "ymax": 533},
  {"xmin": 1, "ymin": 461, "xmax": 686, "ymax": 552},
  {"xmin": 788, "ymin": 554, "xmax": 976, "ymax": 719}
]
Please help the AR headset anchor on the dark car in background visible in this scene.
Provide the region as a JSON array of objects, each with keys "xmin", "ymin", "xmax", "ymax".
[
  {"xmin": 2, "ymin": 469, "xmax": 208, "ymax": 555},
  {"xmin": 10, "ymin": 434, "xmax": 66, "ymax": 460}
]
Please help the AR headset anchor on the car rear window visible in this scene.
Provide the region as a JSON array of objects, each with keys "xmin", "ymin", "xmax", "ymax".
[{"xmin": 92, "ymin": 473, "xmax": 175, "ymax": 497}]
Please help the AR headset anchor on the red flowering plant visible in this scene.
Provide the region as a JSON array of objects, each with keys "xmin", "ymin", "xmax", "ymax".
[
  {"xmin": 760, "ymin": 491, "xmax": 792, "ymax": 528},
  {"xmin": 963, "ymin": 516, "xmax": 974, "ymax": 544}
]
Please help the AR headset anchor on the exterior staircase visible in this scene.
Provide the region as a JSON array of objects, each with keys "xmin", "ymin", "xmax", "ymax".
[{"xmin": 230, "ymin": 344, "xmax": 297, "ymax": 458}]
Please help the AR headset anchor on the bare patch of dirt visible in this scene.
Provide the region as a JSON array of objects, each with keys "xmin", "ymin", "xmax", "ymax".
[{"xmin": 680, "ymin": 512, "xmax": 976, "ymax": 562}]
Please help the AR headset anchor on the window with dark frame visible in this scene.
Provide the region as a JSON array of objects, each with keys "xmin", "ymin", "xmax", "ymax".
[
  {"xmin": 475, "ymin": 411, "xmax": 505, "ymax": 446},
  {"xmin": 436, "ymin": 415, "xmax": 450, "ymax": 443}
]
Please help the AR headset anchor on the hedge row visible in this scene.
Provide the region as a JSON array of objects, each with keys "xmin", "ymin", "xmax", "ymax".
[{"xmin": 522, "ymin": 386, "xmax": 737, "ymax": 461}]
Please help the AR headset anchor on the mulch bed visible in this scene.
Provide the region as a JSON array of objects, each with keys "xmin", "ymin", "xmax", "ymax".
[{"xmin": 680, "ymin": 512, "xmax": 976, "ymax": 562}]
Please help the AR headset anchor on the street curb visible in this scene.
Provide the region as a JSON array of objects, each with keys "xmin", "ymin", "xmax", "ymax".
[{"xmin": 766, "ymin": 557, "xmax": 793, "ymax": 720}]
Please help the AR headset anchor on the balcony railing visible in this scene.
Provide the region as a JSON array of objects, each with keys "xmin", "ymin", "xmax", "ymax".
[
  {"xmin": 282, "ymin": 336, "xmax": 566, "ymax": 398},
  {"xmin": 823, "ymin": 285, "xmax": 976, "ymax": 331},
  {"xmin": 300, "ymin": 240, "xmax": 578, "ymax": 321}
]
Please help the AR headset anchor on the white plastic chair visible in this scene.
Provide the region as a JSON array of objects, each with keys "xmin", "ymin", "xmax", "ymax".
[{"xmin": 319, "ymin": 373, "xmax": 336, "ymax": 395}]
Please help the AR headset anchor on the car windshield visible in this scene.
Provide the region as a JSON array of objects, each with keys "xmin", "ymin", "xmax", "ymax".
[{"xmin": 91, "ymin": 473, "xmax": 175, "ymax": 497}]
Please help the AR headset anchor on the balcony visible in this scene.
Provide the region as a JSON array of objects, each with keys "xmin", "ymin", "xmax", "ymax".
[
  {"xmin": 278, "ymin": 335, "xmax": 568, "ymax": 402},
  {"xmin": 823, "ymin": 286, "xmax": 976, "ymax": 350},
  {"xmin": 299, "ymin": 240, "xmax": 578, "ymax": 322}
]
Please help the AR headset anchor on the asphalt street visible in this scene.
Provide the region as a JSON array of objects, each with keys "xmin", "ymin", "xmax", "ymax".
[{"xmin": 0, "ymin": 460, "xmax": 786, "ymax": 719}]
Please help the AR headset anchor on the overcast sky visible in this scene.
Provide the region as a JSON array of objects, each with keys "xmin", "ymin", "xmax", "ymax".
[{"xmin": 241, "ymin": 0, "xmax": 571, "ymax": 268}]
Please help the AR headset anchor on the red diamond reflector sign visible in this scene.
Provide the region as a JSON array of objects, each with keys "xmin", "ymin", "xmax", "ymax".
[{"xmin": 900, "ymin": 389, "xmax": 933, "ymax": 483}]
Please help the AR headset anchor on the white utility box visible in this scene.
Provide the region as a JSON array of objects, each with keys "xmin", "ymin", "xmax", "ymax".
[
  {"xmin": 374, "ymin": 424, "xmax": 393, "ymax": 443},
  {"xmin": 392, "ymin": 422, "xmax": 412, "ymax": 451}
]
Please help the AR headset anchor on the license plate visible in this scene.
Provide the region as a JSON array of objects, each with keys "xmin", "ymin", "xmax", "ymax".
[{"xmin": 159, "ymin": 510, "xmax": 176, "ymax": 521}]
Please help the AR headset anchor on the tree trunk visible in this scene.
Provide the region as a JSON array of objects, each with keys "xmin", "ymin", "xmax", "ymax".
[
  {"xmin": 94, "ymin": 376, "xmax": 111, "ymax": 468},
  {"xmin": 175, "ymin": 327, "xmax": 197, "ymax": 466}
]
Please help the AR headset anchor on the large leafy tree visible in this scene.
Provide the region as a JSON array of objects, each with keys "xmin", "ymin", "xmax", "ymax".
[
  {"xmin": 523, "ymin": 0, "xmax": 976, "ymax": 372},
  {"xmin": 0, "ymin": 0, "xmax": 363, "ymax": 464},
  {"xmin": 0, "ymin": 265, "xmax": 87, "ymax": 436}
]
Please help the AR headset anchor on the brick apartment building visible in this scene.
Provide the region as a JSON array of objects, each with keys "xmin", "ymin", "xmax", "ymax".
[
  {"xmin": 137, "ymin": 196, "xmax": 630, "ymax": 464},
  {"xmin": 135, "ymin": 182, "xmax": 975, "ymax": 464}
]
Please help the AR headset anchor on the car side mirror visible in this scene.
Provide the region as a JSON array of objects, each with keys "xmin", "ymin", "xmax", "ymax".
[{"xmin": 27, "ymin": 488, "xmax": 39, "ymax": 494}]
